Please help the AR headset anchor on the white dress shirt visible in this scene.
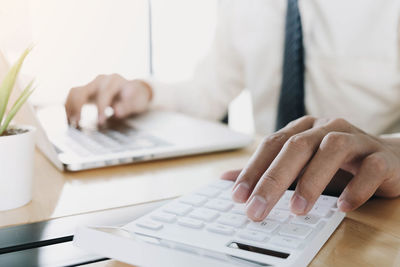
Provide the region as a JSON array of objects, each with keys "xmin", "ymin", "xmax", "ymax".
[{"xmin": 148, "ymin": 0, "xmax": 400, "ymax": 136}]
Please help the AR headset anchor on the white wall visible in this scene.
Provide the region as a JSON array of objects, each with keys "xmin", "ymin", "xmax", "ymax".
[
  {"xmin": 0, "ymin": 0, "xmax": 217, "ymax": 104},
  {"xmin": 0, "ymin": 0, "xmax": 253, "ymax": 133},
  {"xmin": 0, "ymin": 0, "xmax": 33, "ymax": 64},
  {"xmin": 27, "ymin": 0, "xmax": 149, "ymax": 105},
  {"xmin": 151, "ymin": 0, "xmax": 217, "ymax": 81}
]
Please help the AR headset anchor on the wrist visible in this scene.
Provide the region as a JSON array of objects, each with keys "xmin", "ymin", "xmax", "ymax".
[
  {"xmin": 379, "ymin": 135, "xmax": 400, "ymax": 157},
  {"xmin": 134, "ymin": 79, "xmax": 153, "ymax": 102}
]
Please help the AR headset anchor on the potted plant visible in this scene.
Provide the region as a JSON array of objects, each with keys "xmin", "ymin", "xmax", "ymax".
[{"xmin": 0, "ymin": 47, "xmax": 36, "ymax": 211}]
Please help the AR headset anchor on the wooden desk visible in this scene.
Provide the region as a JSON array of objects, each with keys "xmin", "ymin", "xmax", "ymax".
[{"xmin": 1, "ymin": 142, "xmax": 400, "ymax": 266}]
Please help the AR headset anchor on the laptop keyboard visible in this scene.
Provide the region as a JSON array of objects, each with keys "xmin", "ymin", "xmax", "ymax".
[
  {"xmin": 123, "ymin": 180, "xmax": 345, "ymax": 266},
  {"xmin": 63, "ymin": 121, "xmax": 168, "ymax": 156}
]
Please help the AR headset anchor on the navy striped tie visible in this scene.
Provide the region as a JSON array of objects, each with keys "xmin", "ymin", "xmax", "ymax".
[{"xmin": 275, "ymin": 0, "xmax": 305, "ymax": 131}]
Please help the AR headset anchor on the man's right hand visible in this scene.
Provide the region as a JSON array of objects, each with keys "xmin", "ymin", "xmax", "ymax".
[{"xmin": 65, "ymin": 74, "xmax": 153, "ymax": 126}]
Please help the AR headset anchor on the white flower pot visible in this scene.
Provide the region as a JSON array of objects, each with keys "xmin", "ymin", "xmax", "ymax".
[{"xmin": 0, "ymin": 125, "xmax": 36, "ymax": 211}]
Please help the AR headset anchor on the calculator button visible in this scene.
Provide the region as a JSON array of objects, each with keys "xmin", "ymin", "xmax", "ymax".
[
  {"xmin": 218, "ymin": 190, "xmax": 232, "ymax": 200},
  {"xmin": 247, "ymin": 220, "xmax": 279, "ymax": 233},
  {"xmin": 316, "ymin": 195, "xmax": 337, "ymax": 208},
  {"xmin": 207, "ymin": 224, "xmax": 235, "ymax": 235},
  {"xmin": 205, "ymin": 199, "xmax": 233, "ymax": 212},
  {"xmin": 284, "ymin": 191, "xmax": 294, "ymax": 198},
  {"xmin": 136, "ymin": 220, "xmax": 163, "ymax": 230},
  {"xmin": 231, "ymin": 205, "xmax": 246, "ymax": 215},
  {"xmin": 177, "ymin": 218, "xmax": 204, "ymax": 229},
  {"xmin": 189, "ymin": 208, "xmax": 219, "ymax": 222},
  {"xmin": 275, "ymin": 198, "xmax": 290, "ymax": 210},
  {"xmin": 292, "ymin": 214, "xmax": 320, "ymax": 226},
  {"xmin": 180, "ymin": 194, "xmax": 208, "ymax": 206},
  {"xmin": 163, "ymin": 203, "xmax": 192, "ymax": 216},
  {"xmin": 209, "ymin": 180, "xmax": 234, "ymax": 189},
  {"xmin": 196, "ymin": 186, "xmax": 221, "ymax": 198},
  {"xmin": 279, "ymin": 224, "xmax": 313, "ymax": 239},
  {"xmin": 309, "ymin": 204, "xmax": 331, "ymax": 217},
  {"xmin": 237, "ymin": 230, "xmax": 268, "ymax": 242},
  {"xmin": 217, "ymin": 214, "xmax": 248, "ymax": 228},
  {"xmin": 151, "ymin": 212, "xmax": 176, "ymax": 223},
  {"xmin": 267, "ymin": 209, "xmax": 290, "ymax": 222},
  {"xmin": 270, "ymin": 236, "xmax": 302, "ymax": 249}
]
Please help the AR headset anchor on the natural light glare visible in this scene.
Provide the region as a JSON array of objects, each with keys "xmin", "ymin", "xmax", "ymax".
[
  {"xmin": 0, "ymin": 0, "xmax": 253, "ymax": 133},
  {"xmin": 152, "ymin": 0, "xmax": 217, "ymax": 82},
  {"xmin": 26, "ymin": 0, "xmax": 149, "ymax": 105}
]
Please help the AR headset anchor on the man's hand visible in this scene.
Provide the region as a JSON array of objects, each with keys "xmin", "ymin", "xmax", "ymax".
[
  {"xmin": 223, "ymin": 116, "xmax": 400, "ymax": 221},
  {"xmin": 65, "ymin": 74, "xmax": 153, "ymax": 126}
]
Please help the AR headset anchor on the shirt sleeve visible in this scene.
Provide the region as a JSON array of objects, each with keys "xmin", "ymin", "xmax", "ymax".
[{"xmin": 145, "ymin": 1, "xmax": 245, "ymax": 121}]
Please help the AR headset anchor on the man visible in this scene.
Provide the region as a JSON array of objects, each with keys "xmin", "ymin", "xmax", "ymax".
[{"xmin": 65, "ymin": 0, "xmax": 400, "ymax": 222}]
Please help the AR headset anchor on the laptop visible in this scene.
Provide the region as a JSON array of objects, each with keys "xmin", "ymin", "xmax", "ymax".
[
  {"xmin": 32, "ymin": 105, "xmax": 252, "ymax": 171},
  {"xmin": 0, "ymin": 49, "xmax": 251, "ymax": 172}
]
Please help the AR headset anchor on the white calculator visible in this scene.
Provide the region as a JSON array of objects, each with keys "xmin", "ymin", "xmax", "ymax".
[{"xmin": 74, "ymin": 180, "xmax": 345, "ymax": 267}]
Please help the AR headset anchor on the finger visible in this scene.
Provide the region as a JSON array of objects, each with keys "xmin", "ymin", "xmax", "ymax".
[
  {"xmin": 338, "ymin": 152, "xmax": 389, "ymax": 212},
  {"xmin": 65, "ymin": 82, "xmax": 97, "ymax": 125},
  {"xmin": 245, "ymin": 118, "xmax": 362, "ymax": 221},
  {"xmin": 245, "ymin": 129, "xmax": 324, "ymax": 221},
  {"xmin": 112, "ymin": 86, "xmax": 136, "ymax": 118},
  {"xmin": 221, "ymin": 169, "xmax": 242, "ymax": 181},
  {"xmin": 113, "ymin": 83, "xmax": 152, "ymax": 118},
  {"xmin": 95, "ymin": 75, "xmax": 124, "ymax": 124},
  {"xmin": 292, "ymin": 133, "xmax": 379, "ymax": 215},
  {"xmin": 232, "ymin": 116, "xmax": 316, "ymax": 203}
]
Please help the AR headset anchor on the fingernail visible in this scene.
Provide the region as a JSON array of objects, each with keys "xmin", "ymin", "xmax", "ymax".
[
  {"xmin": 338, "ymin": 199, "xmax": 352, "ymax": 212},
  {"xmin": 232, "ymin": 183, "xmax": 250, "ymax": 202},
  {"xmin": 291, "ymin": 194, "xmax": 308, "ymax": 214},
  {"xmin": 246, "ymin": 196, "xmax": 267, "ymax": 220},
  {"xmin": 70, "ymin": 117, "xmax": 78, "ymax": 127}
]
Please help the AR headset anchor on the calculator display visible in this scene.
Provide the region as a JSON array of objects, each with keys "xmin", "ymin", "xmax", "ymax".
[{"xmin": 228, "ymin": 242, "xmax": 290, "ymax": 259}]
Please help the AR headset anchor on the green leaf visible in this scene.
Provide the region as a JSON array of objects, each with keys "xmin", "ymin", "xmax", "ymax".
[
  {"xmin": 0, "ymin": 46, "xmax": 32, "ymax": 126},
  {"xmin": 0, "ymin": 81, "xmax": 35, "ymax": 135}
]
